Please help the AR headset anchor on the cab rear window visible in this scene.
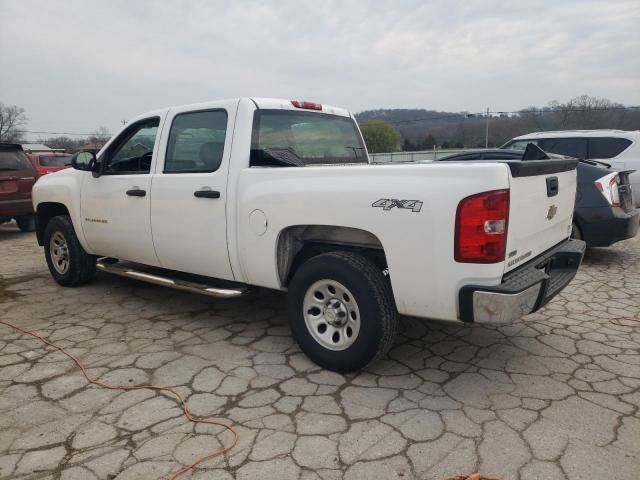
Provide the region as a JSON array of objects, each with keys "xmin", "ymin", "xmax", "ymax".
[
  {"xmin": 250, "ymin": 110, "xmax": 367, "ymax": 167},
  {"xmin": 0, "ymin": 150, "xmax": 34, "ymax": 171}
]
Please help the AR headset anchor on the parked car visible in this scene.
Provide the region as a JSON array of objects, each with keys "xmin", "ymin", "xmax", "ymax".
[
  {"xmin": 32, "ymin": 97, "xmax": 586, "ymax": 372},
  {"xmin": 438, "ymin": 149, "xmax": 638, "ymax": 248},
  {"xmin": 0, "ymin": 143, "xmax": 39, "ymax": 231},
  {"xmin": 29, "ymin": 152, "xmax": 72, "ymax": 176},
  {"xmin": 502, "ymin": 130, "xmax": 640, "ymax": 207}
]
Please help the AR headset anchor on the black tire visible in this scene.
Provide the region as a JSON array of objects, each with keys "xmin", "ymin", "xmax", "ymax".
[
  {"xmin": 571, "ymin": 222, "xmax": 583, "ymax": 241},
  {"xmin": 44, "ymin": 215, "xmax": 96, "ymax": 287},
  {"xmin": 16, "ymin": 215, "xmax": 36, "ymax": 232},
  {"xmin": 287, "ymin": 251, "xmax": 397, "ymax": 373}
]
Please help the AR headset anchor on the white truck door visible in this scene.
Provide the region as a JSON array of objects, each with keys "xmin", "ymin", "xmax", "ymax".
[
  {"xmin": 80, "ymin": 117, "xmax": 163, "ymax": 266},
  {"xmin": 149, "ymin": 101, "xmax": 237, "ymax": 279}
]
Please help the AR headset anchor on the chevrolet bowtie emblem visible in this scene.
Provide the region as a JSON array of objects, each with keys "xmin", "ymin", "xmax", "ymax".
[{"xmin": 546, "ymin": 205, "xmax": 558, "ymax": 220}]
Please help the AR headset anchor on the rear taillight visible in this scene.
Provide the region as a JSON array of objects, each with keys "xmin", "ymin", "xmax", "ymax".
[
  {"xmin": 594, "ymin": 172, "xmax": 620, "ymax": 207},
  {"xmin": 37, "ymin": 168, "xmax": 48, "ymax": 176},
  {"xmin": 455, "ymin": 189, "xmax": 509, "ymax": 263},
  {"xmin": 291, "ymin": 100, "xmax": 322, "ymax": 111}
]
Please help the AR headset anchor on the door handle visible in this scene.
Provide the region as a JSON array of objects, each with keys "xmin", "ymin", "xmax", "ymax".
[
  {"xmin": 194, "ymin": 190, "xmax": 220, "ymax": 199},
  {"xmin": 546, "ymin": 177, "xmax": 559, "ymax": 197},
  {"xmin": 126, "ymin": 188, "xmax": 146, "ymax": 197}
]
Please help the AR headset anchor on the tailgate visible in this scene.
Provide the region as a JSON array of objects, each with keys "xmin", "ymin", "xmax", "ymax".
[{"xmin": 504, "ymin": 159, "xmax": 578, "ymax": 273}]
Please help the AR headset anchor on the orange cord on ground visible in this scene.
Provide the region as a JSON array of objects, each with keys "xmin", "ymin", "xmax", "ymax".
[
  {"xmin": 3, "ymin": 315, "xmax": 637, "ymax": 480},
  {"xmin": 0, "ymin": 320, "xmax": 238, "ymax": 480},
  {"xmin": 446, "ymin": 474, "xmax": 501, "ymax": 480}
]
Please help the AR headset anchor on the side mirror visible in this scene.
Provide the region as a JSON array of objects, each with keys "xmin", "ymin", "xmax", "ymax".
[{"xmin": 71, "ymin": 151, "xmax": 101, "ymax": 176}]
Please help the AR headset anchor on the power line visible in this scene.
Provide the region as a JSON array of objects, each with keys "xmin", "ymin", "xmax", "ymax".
[
  {"xmin": 15, "ymin": 105, "xmax": 640, "ymax": 134},
  {"xmin": 16, "ymin": 130, "xmax": 114, "ymax": 136},
  {"xmin": 365, "ymin": 105, "xmax": 640, "ymax": 126}
]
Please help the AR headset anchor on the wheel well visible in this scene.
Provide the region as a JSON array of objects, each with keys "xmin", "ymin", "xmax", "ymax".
[
  {"xmin": 277, "ymin": 225, "xmax": 387, "ymax": 286},
  {"xmin": 36, "ymin": 203, "xmax": 70, "ymax": 245}
]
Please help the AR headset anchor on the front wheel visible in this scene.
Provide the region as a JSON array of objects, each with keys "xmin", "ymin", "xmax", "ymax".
[
  {"xmin": 287, "ymin": 251, "xmax": 397, "ymax": 373},
  {"xmin": 44, "ymin": 215, "xmax": 96, "ymax": 287}
]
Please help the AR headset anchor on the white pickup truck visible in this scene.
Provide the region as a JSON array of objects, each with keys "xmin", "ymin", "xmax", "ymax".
[{"xmin": 33, "ymin": 97, "xmax": 586, "ymax": 372}]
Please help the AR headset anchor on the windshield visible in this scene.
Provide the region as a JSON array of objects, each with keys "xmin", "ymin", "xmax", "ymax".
[
  {"xmin": 251, "ymin": 110, "xmax": 367, "ymax": 166},
  {"xmin": 0, "ymin": 150, "xmax": 34, "ymax": 171},
  {"xmin": 39, "ymin": 154, "xmax": 72, "ymax": 167}
]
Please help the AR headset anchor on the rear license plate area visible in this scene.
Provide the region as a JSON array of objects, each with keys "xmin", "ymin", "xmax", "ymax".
[{"xmin": 0, "ymin": 180, "xmax": 18, "ymax": 193}]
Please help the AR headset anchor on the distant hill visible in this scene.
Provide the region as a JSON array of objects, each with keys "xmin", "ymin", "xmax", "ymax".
[
  {"xmin": 355, "ymin": 108, "xmax": 495, "ymax": 148},
  {"xmin": 354, "ymin": 97, "xmax": 640, "ymax": 149}
]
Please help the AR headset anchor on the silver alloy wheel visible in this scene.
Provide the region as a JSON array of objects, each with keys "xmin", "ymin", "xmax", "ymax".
[
  {"xmin": 302, "ymin": 279, "xmax": 361, "ymax": 351},
  {"xmin": 50, "ymin": 231, "xmax": 70, "ymax": 275}
]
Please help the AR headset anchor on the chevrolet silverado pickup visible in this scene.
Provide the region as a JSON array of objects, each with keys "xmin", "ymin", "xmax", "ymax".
[{"xmin": 32, "ymin": 98, "xmax": 586, "ymax": 372}]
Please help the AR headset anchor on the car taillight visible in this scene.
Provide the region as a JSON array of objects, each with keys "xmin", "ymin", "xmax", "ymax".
[
  {"xmin": 38, "ymin": 168, "xmax": 48, "ymax": 176},
  {"xmin": 291, "ymin": 100, "xmax": 322, "ymax": 111},
  {"xmin": 455, "ymin": 189, "xmax": 509, "ymax": 263},
  {"xmin": 594, "ymin": 172, "xmax": 620, "ymax": 207}
]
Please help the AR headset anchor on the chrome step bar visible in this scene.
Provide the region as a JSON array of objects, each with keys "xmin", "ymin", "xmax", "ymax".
[{"xmin": 96, "ymin": 258, "xmax": 250, "ymax": 298}]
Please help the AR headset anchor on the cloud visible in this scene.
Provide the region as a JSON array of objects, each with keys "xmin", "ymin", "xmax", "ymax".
[{"xmin": 0, "ymin": 0, "xmax": 638, "ymax": 135}]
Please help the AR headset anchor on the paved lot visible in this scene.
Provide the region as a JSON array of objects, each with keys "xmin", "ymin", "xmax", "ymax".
[{"xmin": 0, "ymin": 224, "xmax": 638, "ymax": 480}]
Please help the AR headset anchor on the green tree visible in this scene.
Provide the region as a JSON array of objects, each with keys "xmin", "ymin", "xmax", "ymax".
[
  {"xmin": 418, "ymin": 133, "xmax": 436, "ymax": 150},
  {"xmin": 402, "ymin": 138, "xmax": 416, "ymax": 151},
  {"xmin": 359, "ymin": 120, "xmax": 401, "ymax": 153}
]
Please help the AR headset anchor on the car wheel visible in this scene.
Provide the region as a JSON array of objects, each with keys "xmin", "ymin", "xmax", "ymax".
[
  {"xmin": 16, "ymin": 215, "xmax": 36, "ymax": 232},
  {"xmin": 44, "ymin": 215, "xmax": 96, "ymax": 287},
  {"xmin": 571, "ymin": 222, "xmax": 583, "ymax": 241},
  {"xmin": 287, "ymin": 251, "xmax": 397, "ymax": 373}
]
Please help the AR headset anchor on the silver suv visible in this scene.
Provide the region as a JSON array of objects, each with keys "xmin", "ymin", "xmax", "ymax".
[{"xmin": 503, "ymin": 130, "xmax": 640, "ymax": 206}]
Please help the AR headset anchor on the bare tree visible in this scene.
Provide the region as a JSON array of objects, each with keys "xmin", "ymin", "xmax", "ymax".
[
  {"xmin": 88, "ymin": 126, "xmax": 112, "ymax": 144},
  {"xmin": 39, "ymin": 136, "xmax": 84, "ymax": 151},
  {"xmin": 549, "ymin": 95, "xmax": 624, "ymax": 129},
  {"xmin": 0, "ymin": 102, "xmax": 28, "ymax": 142}
]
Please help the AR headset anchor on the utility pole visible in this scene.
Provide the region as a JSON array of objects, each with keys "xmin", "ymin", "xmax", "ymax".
[{"xmin": 485, "ymin": 107, "xmax": 490, "ymax": 148}]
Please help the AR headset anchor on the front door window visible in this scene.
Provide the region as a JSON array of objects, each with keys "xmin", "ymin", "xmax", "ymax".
[{"xmin": 104, "ymin": 119, "xmax": 160, "ymax": 174}]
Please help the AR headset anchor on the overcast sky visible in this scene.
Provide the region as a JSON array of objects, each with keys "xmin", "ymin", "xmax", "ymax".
[{"xmin": 1, "ymin": 0, "xmax": 639, "ymax": 138}]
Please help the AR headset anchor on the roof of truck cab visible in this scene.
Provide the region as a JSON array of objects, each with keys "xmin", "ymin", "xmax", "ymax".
[
  {"xmin": 513, "ymin": 130, "xmax": 640, "ymax": 139},
  {"xmin": 249, "ymin": 98, "xmax": 351, "ymax": 117},
  {"xmin": 136, "ymin": 98, "xmax": 352, "ymax": 121}
]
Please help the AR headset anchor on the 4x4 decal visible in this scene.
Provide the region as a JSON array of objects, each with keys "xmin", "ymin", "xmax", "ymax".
[{"xmin": 372, "ymin": 199, "xmax": 423, "ymax": 212}]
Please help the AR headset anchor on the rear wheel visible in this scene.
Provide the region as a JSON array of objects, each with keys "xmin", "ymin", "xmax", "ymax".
[
  {"xmin": 44, "ymin": 215, "xmax": 96, "ymax": 286},
  {"xmin": 16, "ymin": 215, "xmax": 36, "ymax": 232},
  {"xmin": 287, "ymin": 251, "xmax": 397, "ymax": 373},
  {"xmin": 571, "ymin": 222, "xmax": 583, "ymax": 241}
]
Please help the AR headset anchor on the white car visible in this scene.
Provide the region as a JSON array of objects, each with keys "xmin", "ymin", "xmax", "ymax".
[
  {"xmin": 503, "ymin": 130, "xmax": 640, "ymax": 206},
  {"xmin": 32, "ymin": 98, "xmax": 586, "ymax": 372}
]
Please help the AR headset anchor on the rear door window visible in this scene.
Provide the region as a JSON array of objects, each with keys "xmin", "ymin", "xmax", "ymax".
[
  {"xmin": 164, "ymin": 110, "xmax": 228, "ymax": 173},
  {"xmin": 0, "ymin": 149, "xmax": 34, "ymax": 171},
  {"xmin": 537, "ymin": 138, "xmax": 587, "ymax": 158},
  {"xmin": 588, "ymin": 137, "xmax": 632, "ymax": 159}
]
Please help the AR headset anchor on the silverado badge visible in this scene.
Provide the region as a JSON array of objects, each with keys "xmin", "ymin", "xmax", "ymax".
[{"xmin": 546, "ymin": 205, "xmax": 558, "ymax": 220}]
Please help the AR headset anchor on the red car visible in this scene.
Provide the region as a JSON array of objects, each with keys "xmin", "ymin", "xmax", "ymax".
[
  {"xmin": 29, "ymin": 151, "xmax": 72, "ymax": 176},
  {"xmin": 0, "ymin": 143, "xmax": 39, "ymax": 231}
]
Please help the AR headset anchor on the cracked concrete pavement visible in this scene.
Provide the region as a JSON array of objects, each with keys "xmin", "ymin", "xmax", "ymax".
[{"xmin": 1, "ymin": 223, "xmax": 639, "ymax": 480}]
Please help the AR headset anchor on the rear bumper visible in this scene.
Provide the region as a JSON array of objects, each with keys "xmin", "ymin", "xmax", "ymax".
[
  {"xmin": 578, "ymin": 207, "xmax": 639, "ymax": 247},
  {"xmin": 0, "ymin": 199, "xmax": 34, "ymax": 219},
  {"xmin": 459, "ymin": 239, "xmax": 586, "ymax": 324}
]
